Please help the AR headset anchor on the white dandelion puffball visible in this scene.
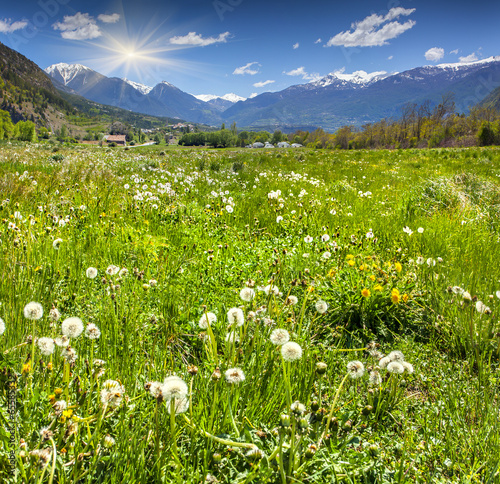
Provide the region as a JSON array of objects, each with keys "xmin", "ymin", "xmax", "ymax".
[
  {"xmin": 225, "ymin": 367, "xmax": 245, "ymax": 384},
  {"xmin": 369, "ymin": 370, "xmax": 382, "ymax": 386},
  {"xmin": 402, "ymin": 362, "xmax": 414, "ymax": 374},
  {"xmin": 86, "ymin": 267, "xmax": 98, "ymax": 279},
  {"xmin": 276, "ymin": 216, "xmax": 283, "ymax": 223},
  {"xmin": 24, "ymin": 302, "xmax": 44, "ymax": 321},
  {"xmin": 167, "ymin": 396, "xmax": 190, "ymax": 415},
  {"xmin": 387, "ymin": 350, "xmax": 405, "ymax": 362},
  {"xmin": 285, "ymin": 295, "xmax": 298, "ymax": 306},
  {"xmin": 347, "ymin": 360, "xmax": 365, "ymax": 379},
  {"xmin": 100, "ymin": 380, "xmax": 125, "ymax": 408},
  {"xmin": 387, "ymin": 361, "xmax": 405, "ymax": 374},
  {"xmin": 0, "ymin": 318, "xmax": 5, "ymax": 336},
  {"xmin": 61, "ymin": 317, "xmax": 84, "ymax": 338},
  {"xmin": 315, "ymin": 300, "xmax": 328, "ymax": 314},
  {"xmin": 321, "ymin": 234, "xmax": 330, "ymax": 242},
  {"xmin": 379, "ymin": 356, "xmax": 391, "ymax": 369},
  {"xmin": 417, "ymin": 227, "xmax": 424, "ymax": 233},
  {"xmin": 239, "ymin": 287, "xmax": 255, "ymax": 302},
  {"xmin": 106, "ymin": 265, "xmax": 120, "ymax": 276},
  {"xmin": 85, "ymin": 323, "xmax": 101, "ymax": 339},
  {"xmin": 148, "ymin": 381, "xmax": 163, "ymax": 399},
  {"xmin": 49, "ymin": 308, "xmax": 61, "ymax": 321},
  {"xmin": 264, "ymin": 284, "xmax": 279, "ymax": 296},
  {"xmin": 304, "ymin": 235, "xmax": 313, "ymax": 243},
  {"xmin": 226, "ymin": 205, "xmax": 233, "ymax": 213},
  {"xmin": 281, "ymin": 342, "xmax": 303, "ymax": 362},
  {"xmin": 476, "ymin": 301, "xmax": 490, "ymax": 314},
  {"xmin": 227, "ymin": 307, "xmax": 245, "ymax": 327},
  {"xmin": 270, "ymin": 328, "xmax": 290, "ymax": 346},
  {"xmin": 37, "ymin": 337, "xmax": 55, "ymax": 356},
  {"xmin": 54, "ymin": 336, "xmax": 70, "ymax": 347},
  {"xmin": 199, "ymin": 312, "xmax": 217, "ymax": 329},
  {"xmin": 322, "ymin": 251, "xmax": 331, "ymax": 259},
  {"xmin": 162, "ymin": 375, "xmax": 188, "ymax": 401},
  {"xmin": 52, "ymin": 238, "xmax": 63, "ymax": 250},
  {"xmin": 225, "ymin": 331, "xmax": 240, "ymax": 344}
]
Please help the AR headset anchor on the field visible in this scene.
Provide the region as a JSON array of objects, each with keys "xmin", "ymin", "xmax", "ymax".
[{"xmin": 1, "ymin": 142, "xmax": 500, "ymax": 483}]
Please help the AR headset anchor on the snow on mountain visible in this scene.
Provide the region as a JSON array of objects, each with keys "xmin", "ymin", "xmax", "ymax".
[
  {"xmin": 312, "ymin": 68, "xmax": 391, "ymax": 88},
  {"xmin": 122, "ymin": 78, "xmax": 153, "ymax": 95},
  {"xmin": 44, "ymin": 63, "xmax": 94, "ymax": 85},
  {"xmin": 435, "ymin": 56, "xmax": 500, "ymax": 70},
  {"xmin": 194, "ymin": 93, "xmax": 246, "ymax": 103}
]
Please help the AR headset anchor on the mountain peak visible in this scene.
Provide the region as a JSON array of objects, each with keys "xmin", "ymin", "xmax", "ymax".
[
  {"xmin": 312, "ymin": 69, "xmax": 391, "ymax": 88},
  {"xmin": 122, "ymin": 78, "xmax": 153, "ymax": 95},
  {"xmin": 44, "ymin": 63, "xmax": 95, "ymax": 85},
  {"xmin": 194, "ymin": 93, "xmax": 246, "ymax": 103}
]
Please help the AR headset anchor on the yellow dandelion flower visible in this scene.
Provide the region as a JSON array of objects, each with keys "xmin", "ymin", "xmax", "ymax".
[
  {"xmin": 22, "ymin": 362, "xmax": 31, "ymax": 374},
  {"xmin": 395, "ymin": 262, "xmax": 402, "ymax": 273},
  {"xmin": 307, "ymin": 286, "xmax": 315, "ymax": 293},
  {"xmin": 348, "ymin": 260, "xmax": 355, "ymax": 267},
  {"xmin": 369, "ymin": 275, "xmax": 376, "ymax": 282},
  {"xmin": 328, "ymin": 268, "xmax": 336, "ymax": 277},
  {"xmin": 47, "ymin": 362, "xmax": 53, "ymax": 371},
  {"xmin": 391, "ymin": 288, "xmax": 401, "ymax": 304},
  {"xmin": 402, "ymin": 294, "xmax": 409, "ymax": 303},
  {"xmin": 346, "ymin": 254, "xmax": 355, "ymax": 260},
  {"xmin": 361, "ymin": 288, "xmax": 371, "ymax": 298},
  {"xmin": 62, "ymin": 409, "xmax": 73, "ymax": 419},
  {"xmin": 374, "ymin": 284, "xmax": 383, "ymax": 292},
  {"xmin": 359, "ymin": 264, "xmax": 365, "ymax": 271},
  {"xmin": 55, "ymin": 388, "xmax": 63, "ymax": 396}
]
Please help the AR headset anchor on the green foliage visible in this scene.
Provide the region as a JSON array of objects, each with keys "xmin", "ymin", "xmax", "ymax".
[
  {"xmin": 477, "ymin": 121, "xmax": 497, "ymax": 146},
  {"xmin": 1, "ymin": 145, "xmax": 500, "ymax": 482}
]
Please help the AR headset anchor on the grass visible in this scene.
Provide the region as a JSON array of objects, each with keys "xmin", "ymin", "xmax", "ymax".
[{"xmin": 0, "ymin": 143, "xmax": 500, "ymax": 483}]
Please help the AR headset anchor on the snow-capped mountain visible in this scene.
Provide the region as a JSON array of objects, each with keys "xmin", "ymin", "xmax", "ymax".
[
  {"xmin": 193, "ymin": 93, "xmax": 246, "ymax": 111},
  {"xmin": 45, "ymin": 63, "xmax": 97, "ymax": 86},
  {"xmin": 311, "ymin": 69, "xmax": 392, "ymax": 88},
  {"xmin": 45, "ymin": 63, "xmax": 222, "ymax": 124},
  {"xmin": 122, "ymin": 78, "xmax": 153, "ymax": 95},
  {"xmin": 221, "ymin": 56, "xmax": 500, "ymax": 131}
]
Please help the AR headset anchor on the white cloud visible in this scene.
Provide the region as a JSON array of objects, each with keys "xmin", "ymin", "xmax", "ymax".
[
  {"xmin": 315, "ymin": 38, "xmax": 322, "ymax": 44},
  {"xmin": 52, "ymin": 12, "xmax": 101, "ymax": 40},
  {"xmin": 233, "ymin": 62, "xmax": 260, "ymax": 75},
  {"xmin": 283, "ymin": 66, "xmax": 321, "ymax": 82},
  {"xmin": 388, "ymin": 55, "xmax": 393, "ymax": 60},
  {"xmin": 450, "ymin": 49, "xmax": 459, "ymax": 55},
  {"xmin": 459, "ymin": 53, "xmax": 478, "ymax": 63},
  {"xmin": 253, "ymin": 80, "xmax": 275, "ymax": 88},
  {"xmin": 98, "ymin": 13, "xmax": 120, "ymax": 24},
  {"xmin": 293, "ymin": 42, "xmax": 299, "ymax": 49},
  {"xmin": 0, "ymin": 18, "xmax": 28, "ymax": 33},
  {"xmin": 425, "ymin": 47, "xmax": 444, "ymax": 62},
  {"xmin": 169, "ymin": 31, "xmax": 230, "ymax": 46},
  {"xmin": 326, "ymin": 7, "xmax": 416, "ymax": 47}
]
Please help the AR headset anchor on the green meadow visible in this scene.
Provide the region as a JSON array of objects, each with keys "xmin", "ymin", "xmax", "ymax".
[{"xmin": 1, "ymin": 142, "xmax": 500, "ymax": 483}]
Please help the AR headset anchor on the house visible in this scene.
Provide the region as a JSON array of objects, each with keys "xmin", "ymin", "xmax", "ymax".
[{"xmin": 104, "ymin": 135, "xmax": 127, "ymax": 146}]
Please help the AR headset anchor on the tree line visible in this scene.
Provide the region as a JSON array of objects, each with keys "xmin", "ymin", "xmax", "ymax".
[{"xmin": 179, "ymin": 94, "xmax": 500, "ymax": 150}]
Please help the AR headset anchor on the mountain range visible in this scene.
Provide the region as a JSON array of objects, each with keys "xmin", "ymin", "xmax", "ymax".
[{"xmin": 45, "ymin": 57, "xmax": 500, "ymax": 131}]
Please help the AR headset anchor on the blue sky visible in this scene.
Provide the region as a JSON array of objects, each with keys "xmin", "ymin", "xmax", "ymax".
[{"xmin": 1, "ymin": 0, "xmax": 499, "ymax": 98}]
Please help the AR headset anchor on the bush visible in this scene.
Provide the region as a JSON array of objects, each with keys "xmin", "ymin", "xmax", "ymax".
[{"xmin": 477, "ymin": 122, "xmax": 496, "ymax": 146}]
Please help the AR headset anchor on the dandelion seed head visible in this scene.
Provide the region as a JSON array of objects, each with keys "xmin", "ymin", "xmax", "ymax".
[
  {"xmin": 369, "ymin": 370, "xmax": 382, "ymax": 386},
  {"xmin": 61, "ymin": 317, "xmax": 84, "ymax": 338},
  {"xmin": 240, "ymin": 287, "xmax": 255, "ymax": 302},
  {"xmin": 49, "ymin": 308, "xmax": 60, "ymax": 321},
  {"xmin": 285, "ymin": 295, "xmax": 298, "ymax": 306},
  {"xmin": 148, "ymin": 381, "xmax": 164, "ymax": 399},
  {"xmin": 379, "ymin": 356, "xmax": 391, "ymax": 369},
  {"xmin": 24, "ymin": 302, "xmax": 44, "ymax": 321},
  {"xmin": 103, "ymin": 434, "xmax": 115, "ymax": 448},
  {"xmin": 100, "ymin": 380, "xmax": 125, "ymax": 407},
  {"xmin": 225, "ymin": 331, "xmax": 240, "ymax": 344},
  {"xmin": 304, "ymin": 235, "xmax": 313, "ymax": 243},
  {"xmin": 270, "ymin": 328, "xmax": 290, "ymax": 346},
  {"xmin": 387, "ymin": 361, "xmax": 405, "ymax": 374},
  {"xmin": 0, "ymin": 318, "xmax": 5, "ymax": 336},
  {"xmin": 264, "ymin": 284, "xmax": 279, "ymax": 296},
  {"xmin": 225, "ymin": 367, "xmax": 245, "ymax": 384},
  {"xmin": 37, "ymin": 337, "xmax": 55, "ymax": 356},
  {"xmin": 106, "ymin": 265, "xmax": 120, "ymax": 276},
  {"xmin": 347, "ymin": 360, "xmax": 365, "ymax": 379},
  {"xmin": 227, "ymin": 307, "xmax": 245, "ymax": 327},
  {"xmin": 315, "ymin": 300, "xmax": 328, "ymax": 314},
  {"xmin": 198, "ymin": 312, "xmax": 217, "ymax": 329},
  {"xmin": 162, "ymin": 376, "xmax": 188, "ymax": 401},
  {"xmin": 387, "ymin": 350, "xmax": 405, "ymax": 362},
  {"xmin": 86, "ymin": 267, "xmax": 98, "ymax": 279},
  {"xmin": 281, "ymin": 341, "xmax": 303, "ymax": 362},
  {"xmin": 61, "ymin": 346, "xmax": 78, "ymax": 364},
  {"xmin": 402, "ymin": 362, "xmax": 414, "ymax": 374},
  {"xmin": 85, "ymin": 323, "xmax": 101, "ymax": 339},
  {"xmin": 52, "ymin": 238, "xmax": 63, "ymax": 249},
  {"xmin": 54, "ymin": 335, "xmax": 70, "ymax": 347}
]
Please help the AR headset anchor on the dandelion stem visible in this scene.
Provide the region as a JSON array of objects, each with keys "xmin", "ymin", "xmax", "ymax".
[
  {"xmin": 182, "ymin": 414, "xmax": 256, "ymax": 449},
  {"xmin": 318, "ymin": 373, "xmax": 349, "ymax": 448}
]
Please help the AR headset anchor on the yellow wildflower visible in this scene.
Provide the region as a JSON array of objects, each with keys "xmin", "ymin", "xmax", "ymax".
[
  {"xmin": 391, "ymin": 288, "xmax": 401, "ymax": 304},
  {"xmin": 374, "ymin": 284, "xmax": 383, "ymax": 292},
  {"xmin": 402, "ymin": 294, "xmax": 409, "ymax": 303},
  {"xmin": 361, "ymin": 288, "xmax": 371, "ymax": 298},
  {"xmin": 369, "ymin": 275, "xmax": 376, "ymax": 282},
  {"xmin": 395, "ymin": 262, "xmax": 402, "ymax": 273},
  {"xmin": 348, "ymin": 260, "xmax": 355, "ymax": 267},
  {"xmin": 22, "ymin": 362, "xmax": 31, "ymax": 374}
]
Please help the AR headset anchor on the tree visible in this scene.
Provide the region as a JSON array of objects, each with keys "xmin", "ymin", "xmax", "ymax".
[
  {"xmin": 271, "ymin": 130, "xmax": 283, "ymax": 144},
  {"xmin": 477, "ymin": 121, "xmax": 496, "ymax": 146},
  {"xmin": 0, "ymin": 109, "xmax": 14, "ymax": 140},
  {"xmin": 14, "ymin": 120, "xmax": 37, "ymax": 142}
]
